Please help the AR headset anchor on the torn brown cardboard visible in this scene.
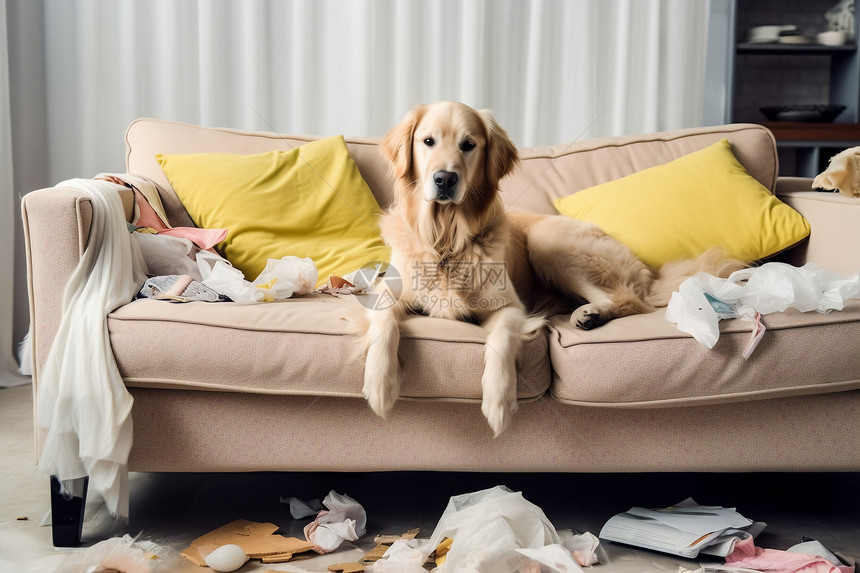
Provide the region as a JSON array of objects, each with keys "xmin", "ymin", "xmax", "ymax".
[
  {"xmin": 361, "ymin": 528, "xmax": 420, "ymax": 564},
  {"xmin": 181, "ymin": 519, "xmax": 314, "ymax": 566},
  {"xmin": 328, "ymin": 563, "xmax": 366, "ymax": 573}
]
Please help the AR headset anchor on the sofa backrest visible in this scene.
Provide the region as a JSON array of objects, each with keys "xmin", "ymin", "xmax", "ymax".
[
  {"xmin": 499, "ymin": 124, "xmax": 778, "ymax": 214},
  {"xmin": 125, "ymin": 119, "xmax": 778, "ymax": 228}
]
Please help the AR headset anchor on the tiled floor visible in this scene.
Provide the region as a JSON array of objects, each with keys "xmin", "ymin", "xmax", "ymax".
[{"xmin": 2, "ymin": 383, "xmax": 859, "ymax": 572}]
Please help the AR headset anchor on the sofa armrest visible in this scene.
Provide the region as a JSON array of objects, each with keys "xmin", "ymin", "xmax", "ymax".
[
  {"xmin": 775, "ymin": 178, "xmax": 860, "ymax": 272},
  {"xmin": 21, "ymin": 187, "xmax": 95, "ymax": 382}
]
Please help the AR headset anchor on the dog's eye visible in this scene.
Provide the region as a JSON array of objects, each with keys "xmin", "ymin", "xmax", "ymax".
[
  {"xmin": 423, "ymin": 137, "xmax": 435, "ymax": 147},
  {"xmin": 459, "ymin": 139, "xmax": 476, "ymax": 152}
]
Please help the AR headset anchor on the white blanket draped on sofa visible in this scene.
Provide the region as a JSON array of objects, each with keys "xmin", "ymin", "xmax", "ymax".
[{"xmin": 36, "ymin": 177, "xmax": 148, "ymax": 518}]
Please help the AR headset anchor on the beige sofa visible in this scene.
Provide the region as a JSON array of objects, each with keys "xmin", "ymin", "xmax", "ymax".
[{"xmin": 22, "ymin": 120, "xmax": 860, "ymax": 546}]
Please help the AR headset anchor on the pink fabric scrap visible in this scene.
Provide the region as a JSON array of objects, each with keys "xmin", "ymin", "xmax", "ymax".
[
  {"xmin": 133, "ymin": 188, "xmax": 227, "ymax": 251},
  {"xmin": 725, "ymin": 537, "xmax": 853, "ymax": 573}
]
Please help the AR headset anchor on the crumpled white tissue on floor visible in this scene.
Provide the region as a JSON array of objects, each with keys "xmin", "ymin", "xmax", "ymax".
[
  {"xmin": 420, "ymin": 485, "xmax": 596, "ymax": 573},
  {"xmin": 300, "ymin": 490, "xmax": 367, "ymax": 553},
  {"xmin": 666, "ymin": 262, "xmax": 860, "ymax": 354},
  {"xmin": 368, "ymin": 538, "xmax": 435, "ymax": 572}
]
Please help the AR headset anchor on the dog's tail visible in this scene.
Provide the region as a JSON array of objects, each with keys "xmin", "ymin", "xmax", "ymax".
[{"xmin": 646, "ymin": 247, "xmax": 747, "ymax": 308}]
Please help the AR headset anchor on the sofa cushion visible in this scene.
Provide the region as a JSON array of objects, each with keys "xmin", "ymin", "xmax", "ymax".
[
  {"xmin": 551, "ymin": 139, "xmax": 810, "ymax": 268},
  {"xmin": 156, "ymin": 136, "xmax": 391, "ymax": 285},
  {"xmin": 125, "ymin": 119, "xmax": 395, "ymax": 229},
  {"xmin": 500, "ymin": 123, "xmax": 778, "ymax": 216},
  {"xmin": 547, "ymin": 300, "xmax": 860, "ymax": 407},
  {"xmin": 107, "ymin": 296, "xmax": 550, "ymax": 401}
]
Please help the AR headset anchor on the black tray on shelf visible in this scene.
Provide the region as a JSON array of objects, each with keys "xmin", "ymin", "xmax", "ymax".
[{"xmin": 760, "ymin": 104, "xmax": 846, "ymax": 122}]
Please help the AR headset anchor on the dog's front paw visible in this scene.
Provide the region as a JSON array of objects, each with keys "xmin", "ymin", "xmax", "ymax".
[
  {"xmin": 572, "ymin": 304, "xmax": 603, "ymax": 330},
  {"xmin": 362, "ymin": 363, "xmax": 399, "ymax": 419},
  {"xmin": 481, "ymin": 373, "xmax": 518, "ymax": 438}
]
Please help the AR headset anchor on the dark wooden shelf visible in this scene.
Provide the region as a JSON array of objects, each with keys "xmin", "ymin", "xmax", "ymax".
[
  {"xmin": 758, "ymin": 122, "xmax": 860, "ymax": 142},
  {"xmin": 737, "ymin": 42, "xmax": 856, "ymax": 55}
]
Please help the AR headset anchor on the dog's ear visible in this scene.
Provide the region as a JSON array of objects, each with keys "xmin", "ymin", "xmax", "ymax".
[
  {"xmin": 381, "ymin": 104, "xmax": 427, "ymax": 181},
  {"xmin": 478, "ymin": 109, "xmax": 519, "ymax": 188}
]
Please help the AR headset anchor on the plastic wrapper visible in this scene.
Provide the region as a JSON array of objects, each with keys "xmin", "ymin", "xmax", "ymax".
[
  {"xmin": 666, "ymin": 262, "xmax": 860, "ymax": 353},
  {"xmin": 197, "ymin": 251, "xmax": 318, "ymax": 303}
]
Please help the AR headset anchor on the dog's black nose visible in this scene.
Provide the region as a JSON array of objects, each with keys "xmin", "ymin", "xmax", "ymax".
[{"xmin": 433, "ymin": 171, "xmax": 459, "ymax": 196}]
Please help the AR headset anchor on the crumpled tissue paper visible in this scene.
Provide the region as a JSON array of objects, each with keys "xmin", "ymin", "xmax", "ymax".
[
  {"xmin": 426, "ymin": 485, "xmax": 588, "ymax": 573},
  {"xmin": 666, "ymin": 262, "xmax": 860, "ymax": 354},
  {"xmin": 197, "ymin": 251, "xmax": 318, "ymax": 303},
  {"xmin": 294, "ymin": 490, "xmax": 367, "ymax": 554}
]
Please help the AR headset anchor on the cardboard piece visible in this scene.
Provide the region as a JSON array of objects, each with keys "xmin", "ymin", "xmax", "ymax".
[
  {"xmin": 181, "ymin": 519, "xmax": 314, "ymax": 566},
  {"xmin": 361, "ymin": 528, "xmax": 420, "ymax": 564},
  {"xmin": 328, "ymin": 563, "xmax": 366, "ymax": 573}
]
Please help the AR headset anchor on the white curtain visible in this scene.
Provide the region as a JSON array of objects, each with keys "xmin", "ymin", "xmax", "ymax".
[
  {"xmin": 39, "ymin": 0, "xmax": 708, "ymax": 180},
  {"xmin": 1, "ymin": 0, "xmax": 27, "ymax": 386},
  {"xmin": 5, "ymin": 0, "xmax": 710, "ymax": 374}
]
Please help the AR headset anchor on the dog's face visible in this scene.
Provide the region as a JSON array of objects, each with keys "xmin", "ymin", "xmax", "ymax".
[{"xmin": 382, "ymin": 101, "xmax": 519, "ymax": 206}]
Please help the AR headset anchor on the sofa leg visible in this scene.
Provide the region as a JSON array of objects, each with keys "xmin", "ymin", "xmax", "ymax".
[{"xmin": 50, "ymin": 475, "xmax": 88, "ymax": 547}]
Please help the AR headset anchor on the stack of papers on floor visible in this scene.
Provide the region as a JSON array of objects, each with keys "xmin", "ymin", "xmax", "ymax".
[{"xmin": 599, "ymin": 498, "xmax": 766, "ymax": 559}]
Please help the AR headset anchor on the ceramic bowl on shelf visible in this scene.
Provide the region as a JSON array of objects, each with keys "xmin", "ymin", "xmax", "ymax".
[
  {"xmin": 817, "ymin": 30, "xmax": 847, "ymax": 46},
  {"xmin": 759, "ymin": 104, "xmax": 846, "ymax": 122},
  {"xmin": 746, "ymin": 24, "xmax": 797, "ymax": 43}
]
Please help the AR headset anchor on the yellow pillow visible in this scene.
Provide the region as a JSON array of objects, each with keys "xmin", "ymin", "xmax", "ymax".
[
  {"xmin": 157, "ymin": 135, "xmax": 390, "ymax": 286},
  {"xmin": 553, "ymin": 139, "xmax": 810, "ymax": 269}
]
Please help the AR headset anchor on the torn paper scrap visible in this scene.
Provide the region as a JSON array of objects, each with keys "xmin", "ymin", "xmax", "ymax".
[
  {"xmin": 366, "ymin": 539, "xmax": 432, "ymax": 573},
  {"xmin": 180, "ymin": 519, "xmax": 313, "ymax": 566},
  {"xmin": 328, "ymin": 563, "xmax": 366, "ymax": 573},
  {"xmin": 599, "ymin": 498, "xmax": 761, "ymax": 559},
  {"xmin": 362, "ymin": 529, "xmax": 421, "ymax": 565}
]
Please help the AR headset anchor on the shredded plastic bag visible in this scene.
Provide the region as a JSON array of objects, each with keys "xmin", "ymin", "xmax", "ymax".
[
  {"xmin": 196, "ymin": 251, "xmax": 318, "ymax": 303},
  {"xmin": 666, "ymin": 262, "xmax": 860, "ymax": 355}
]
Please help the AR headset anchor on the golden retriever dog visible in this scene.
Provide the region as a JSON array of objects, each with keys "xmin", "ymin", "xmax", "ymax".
[{"xmin": 361, "ymin": 101, "xmax": 739, "ymax": 436}]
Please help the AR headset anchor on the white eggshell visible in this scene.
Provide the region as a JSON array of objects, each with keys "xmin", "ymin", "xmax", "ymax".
[{"xmin": 204, "ymin": 544, "xmax": 249, "ymax": 572}]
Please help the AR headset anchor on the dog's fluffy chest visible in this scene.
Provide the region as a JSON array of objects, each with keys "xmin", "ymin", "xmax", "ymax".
[
  {"xmin": 381, "ymin": 206, "xmax": 512, "ymax": 321},
  {"xmin": 403, "ymin": 247, "xmax": 509, "ymax": 321}
]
